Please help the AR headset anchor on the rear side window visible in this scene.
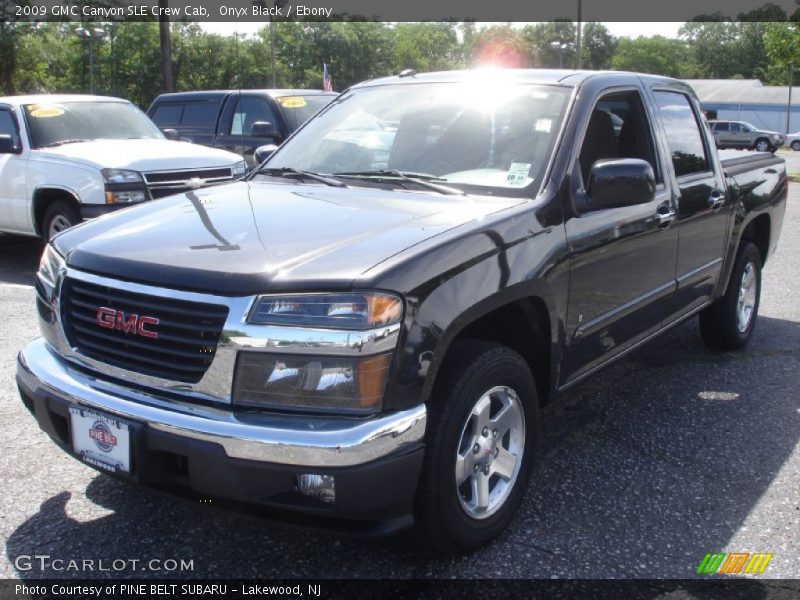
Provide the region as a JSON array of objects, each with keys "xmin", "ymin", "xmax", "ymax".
[
  {"xmin": 151, "ymin": 104, "xmax": 182, "ymax": 126},
  {"xmin": 653, "ymin": 91, "xmax": 710, "ymax": 177},
  {"xmin": 181, "ymin": 102, "xmax": 220, "ymax": 127}
]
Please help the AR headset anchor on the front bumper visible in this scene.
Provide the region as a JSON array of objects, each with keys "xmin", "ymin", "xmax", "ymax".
[{"xmin": 17, "ymin": 338, "xmax": 427, "ymax": 534}]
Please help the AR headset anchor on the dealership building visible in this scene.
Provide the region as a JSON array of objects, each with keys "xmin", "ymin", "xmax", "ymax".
[{"xmin": 684, "ymin": 79, "xmax": 800, "ymax": 134}]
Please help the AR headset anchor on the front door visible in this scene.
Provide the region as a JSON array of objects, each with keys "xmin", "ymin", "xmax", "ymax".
[
  {"xmin": 0, "ymin": 107, "xmax": 30, "ymax": 233},
  {"xmin": 561, "ymin": 88, "xmax": 679, "ymax": 384}
]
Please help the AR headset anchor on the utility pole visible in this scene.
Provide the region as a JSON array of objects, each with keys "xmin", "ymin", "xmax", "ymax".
[
  {"xmin": 158, "ymin": 0, "xmax": 174, "ymax": 93},
  {"xmin": 576, "ymin": 0, "xmax": 583, "ymax": 69},
  {"xmin": 787, "ymin": 63, "xmax": 794, "ymax": 134},
  {"xmin": 75, "ymin": 27, "xmax": 106, "ymax": 94}
]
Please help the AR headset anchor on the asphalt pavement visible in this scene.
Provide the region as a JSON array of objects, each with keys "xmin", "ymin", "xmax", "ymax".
[{"xmin": 0, "ymin": 185, "xmax": 798, "ymax": 582}]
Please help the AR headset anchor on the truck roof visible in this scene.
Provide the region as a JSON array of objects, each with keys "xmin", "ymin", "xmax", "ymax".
[
  {"xmin": 150, "ymin": 89, "xmax": 338, "ymax": 102},
  {"xmin": 352, "ymin": 68, "xmax": 692, "ymax": 93},
  {"xmin": 0, "ymin": 94, "xmax": 130, "ymax": 106}
]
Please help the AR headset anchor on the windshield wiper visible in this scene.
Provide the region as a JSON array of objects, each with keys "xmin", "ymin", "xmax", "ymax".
[
  {"xmin": 256, "ymin": 167, "xmax": 347, "ymax": 188},
  {"xmin": 333, "ymin": 170, "xmax": 465, "ymax": 195},
  {"xmin": 39, "ymin": 138, "xmax": 94, "ymax": 148}
]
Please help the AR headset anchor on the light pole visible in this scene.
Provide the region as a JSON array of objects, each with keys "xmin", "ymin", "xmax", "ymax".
[
  {"xmin": 75, "ymin": 27, "xmax": 106, "ymax": 94},
  {"xmin": 787, "ymin": 62, "xmax": 794, "ymax": 134},
  {"xmin": 549, "ymin": 41, "xmax": 574, "ymax": 69}
]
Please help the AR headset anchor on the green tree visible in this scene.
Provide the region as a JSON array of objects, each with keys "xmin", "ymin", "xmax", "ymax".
[
  {"xmin": 472, "ymin": 24, "xmax": 531, "ymax": 68},
  {"xmin": 580, "ymin": 23, "xmax": 617, "ymax": 70},
  {"xmin": 521, "ymin": 21, "xmax": 576, "ymax": 67},
  {"xmin": 611, "ymin": 36, "xmax": 697, "ymax": 78}
]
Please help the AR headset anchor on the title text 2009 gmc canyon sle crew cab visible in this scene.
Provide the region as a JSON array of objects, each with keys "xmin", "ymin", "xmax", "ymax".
[{"xmin": 17, "ymin": 70, "xmax": 786, "ymax": 553}]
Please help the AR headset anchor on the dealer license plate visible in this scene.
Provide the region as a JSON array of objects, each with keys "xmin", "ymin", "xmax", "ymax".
[{"xmin": 69, "ymin": 407, "xmax": 131, "ymax": 474}]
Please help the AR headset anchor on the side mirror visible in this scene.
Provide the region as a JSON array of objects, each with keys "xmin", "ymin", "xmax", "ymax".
[
  {"xmin": 254, "ymin": 144, "xmax": 279, "ymax": 165},
  {"xmin": 0, "ymin": 134, "xmax": 21, "ymax": 154},
  {"xmin": 251, "ymin": 121, "xmax": 276, "ymax": 139},
  {"xmin": 585, "ymin": 158, "xmax": 655, "ymax": 211},
  {"xmin": 162, "ymin": 128, "xmax": 180, "ymax": 141}
]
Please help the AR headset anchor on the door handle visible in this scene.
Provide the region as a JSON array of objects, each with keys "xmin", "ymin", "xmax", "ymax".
[
  {"xmin": 654, "ymin": 209, "xmax": 676, "ymax": 227},
  {"xmin": 708, "ymin": 191, "xmax": 726, "ymax": 211}
]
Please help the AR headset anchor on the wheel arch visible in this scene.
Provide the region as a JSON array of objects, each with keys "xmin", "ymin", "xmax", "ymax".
[
  {"xmin": 32, "ymin": 186, "xmax": 81, "ymax": 237},
  {"xmin": 419, "ymin": 285, "xmax": 558, "ymax": 411}
]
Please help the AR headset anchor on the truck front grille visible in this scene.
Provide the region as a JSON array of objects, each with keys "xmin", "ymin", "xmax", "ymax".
[
  {"xmin": 144, "ymin": 168, "xmax": 234, "ymax": 200},
  {"xmin": 60, "ymin": 278, "xmax": 229, "ymax": 384}
]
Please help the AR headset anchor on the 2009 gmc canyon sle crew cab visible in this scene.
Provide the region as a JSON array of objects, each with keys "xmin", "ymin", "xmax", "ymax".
[{"xmin": 17, "ymin": 70, "xmax": 786, "ymax": 553}]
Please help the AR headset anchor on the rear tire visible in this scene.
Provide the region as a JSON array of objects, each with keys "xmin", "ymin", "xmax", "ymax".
[
  {"xmin": 43, "ymin": 200, "xmax": 80, "ymax": 241},
  {"xmin": 792, "ymin": 140, "xmax": 800, "ymax": 151},
  {"xmin": 415, "ymin": 340, "xmax": 541, "ymax": 554},
  {"xmin": 699, "ymin": 242, "xmax": 762, "ymax": 351}
]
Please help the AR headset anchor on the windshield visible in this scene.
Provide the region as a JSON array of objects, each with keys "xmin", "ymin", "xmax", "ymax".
[
  {"xmin": 267, "ymin": 80, "xmax": 570, "ymax": 195},
  {"xmin": 276, "ymin": 95, "xmax": 336, "ymax": 130},
  {"xmin": 24, "ymin": 101, "xmax": 163, "ymax": 148}
]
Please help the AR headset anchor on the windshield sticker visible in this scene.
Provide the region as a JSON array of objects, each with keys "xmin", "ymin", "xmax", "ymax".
[
  {"xmin": 506, "ymin": 163, "xmax": 531, "ymax": 187},
  {"xmin": 535, "ymin": 119, "xmax": 553, "ymax": 133},
  {"xmin": 28, "ymin": 105, "xmax": 65, "ymax": 118},
  {"xmin": 278, "ymin": 96, "xmax": 308, "ymax": 108}
]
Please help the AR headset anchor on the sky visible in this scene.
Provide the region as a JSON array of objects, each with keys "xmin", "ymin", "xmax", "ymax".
[{"xmin": 200, "ymin": 22, "xmax": 685, "ymax": 39}]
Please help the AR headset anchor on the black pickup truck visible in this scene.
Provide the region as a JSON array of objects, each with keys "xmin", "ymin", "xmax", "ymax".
[
  {"xmin": 147, "ymin": 90, "xmax": 337, "ymax": 166},
  {"xmin": 18, "ymin": 70, "xmax": 786, "ymax": 553}
]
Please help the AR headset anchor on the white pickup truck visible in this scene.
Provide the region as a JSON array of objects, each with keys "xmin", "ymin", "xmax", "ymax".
[{"xmin": 0, "ymin": 94, "xmax": 247, "ymax": 239}]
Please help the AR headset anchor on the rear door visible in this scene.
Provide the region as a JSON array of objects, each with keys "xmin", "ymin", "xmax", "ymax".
[
  {"xmin": 150, "ymin": 99, "xmax": 221, "ymax": 146},
  {"xmin": 214, "ymin": 93, "xmax": 285, "ymax": 167},
  {"xmin": 651, "ymin": 89, "xmax": 730, "ymax": 316},
  {"xmin": 561, "ymin": 85, "xmax": 679, "ymax": 384}
]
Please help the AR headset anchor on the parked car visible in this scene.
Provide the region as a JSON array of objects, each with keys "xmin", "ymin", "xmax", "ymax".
[
  {"xmin": 708, "ymin": 119, "xmax": 785, "ymax": 152},
  {"xmin": 785, "ymin": 131, "xmax": 800, "ymax": 151},
  {"xmin": 19, "ymin": 70, "xmax": 786, "ymax": 553},
  {"xmin": 0, "ymin": 94, "xmax": 247, "ymax": 240},
  {"xmin": 147, "ymin": 90, "xmax": 338, "ymax": 167}
]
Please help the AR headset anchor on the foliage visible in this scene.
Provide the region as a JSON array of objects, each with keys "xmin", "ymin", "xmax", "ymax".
[{"xmin": 4, "ymin": 17, "xmax": 800, "ymax": 109}]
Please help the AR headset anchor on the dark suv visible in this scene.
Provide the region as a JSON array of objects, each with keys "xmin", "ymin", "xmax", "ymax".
[{"xmin": 147, "ymin": 90, "xmax": 337, "ymax": 166}]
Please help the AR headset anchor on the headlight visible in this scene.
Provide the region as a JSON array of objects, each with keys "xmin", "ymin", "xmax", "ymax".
[
  {"xmin": 248, "ymin": 292, "xmax": 402, "ymax": 330},
  {"xmin": 101, "ymin": 168, "xmax": 143, "ymax": 184},
  {"xmin": 233, "ymin": 352, "xmax": 392, "ymax": 413},
  {"xmin": 231, "ymin": 160, "xmax": 247, "ymax": 177},
  {"xmin": 105, "ymin": 190, "xmax": 147, "ymax": 204},
  {"xmin": 37, "ymin": 244, "xmax": 66, "ymax": 288}
]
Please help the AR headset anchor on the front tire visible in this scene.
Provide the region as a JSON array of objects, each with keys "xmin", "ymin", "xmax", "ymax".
[
  {"xmin": 699, "ymin": 242, "xmax": 762, "ymax": 350},
  {"xmin": 792, "ymin": 140, "xmax": 800, "ymax": 151},
  {"xmin": 415, "ymin": 340, "xmax": 541, "ymax": 553},
  {"xmin": 43, "ymin": 200, "xmax": 80, "ymax": 241},
  {"xmin": 754, "ymin": 138, "xmax": 771, "ymax": 153}
]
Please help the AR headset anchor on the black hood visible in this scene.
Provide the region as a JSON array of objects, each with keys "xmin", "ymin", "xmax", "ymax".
[{"xmin": 56, "ymin": 181, "xmax": 521, "ymax": 295}]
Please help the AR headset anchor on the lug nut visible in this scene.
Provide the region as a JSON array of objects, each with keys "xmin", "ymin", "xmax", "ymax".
[
  {"xmin": 492, "ymin": 429, "xmax": 498, "ymax": 438},
  {"xmin": 474, "ymin": 464, "xmax": 480, "ymax": 472},
  {"xmin": 483, "ymin": 465, "xmax": 490, "ymax": 475},
  {"xmin": 482, "ymin": 427, "xmax": 489, "ymax": 437},
  {"xmin": 473, "ymin": 443, "xmax": 480, "ymax": 454}
]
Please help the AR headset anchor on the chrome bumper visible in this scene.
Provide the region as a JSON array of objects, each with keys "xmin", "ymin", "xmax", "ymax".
[{"xmin": 17, "ymin": 338, "xmax": 427, "ymax": 468}]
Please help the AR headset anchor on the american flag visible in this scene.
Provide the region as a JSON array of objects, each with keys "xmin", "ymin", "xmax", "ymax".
[{"xmin": 323, "ymin": 63, "xmax": 333, "ymax": 92}]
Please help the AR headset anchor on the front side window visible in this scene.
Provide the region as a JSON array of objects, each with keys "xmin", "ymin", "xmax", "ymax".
[
  {"xmin": 23, "ymin": 101, "xmax": 163, "ymax": 148},
  {"xmin": 714, "ymin": 122, "xmax": 730, "ymax": 132},
  {"xmin": 653, "ymin": 91, "xmax": 710, "ymax": 177},
  {"xmin": 267, "ymin": 79, "xmax": 570, "ymax": 195},
  {"xmin": 230, "ymin": 97, "xmax": 279, "ymax": 136},
  {"xmin": 0, "ymin": 110, "xmax": 20, "ymax": 147}
]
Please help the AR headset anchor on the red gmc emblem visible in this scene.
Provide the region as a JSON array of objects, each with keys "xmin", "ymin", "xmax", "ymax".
[{"xmin": 96, "ymin": 306, "xmax": 159, "ymax": 339}]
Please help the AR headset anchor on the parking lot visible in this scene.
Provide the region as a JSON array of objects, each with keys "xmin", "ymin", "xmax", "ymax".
[{"xmin": 0, "ymin": 184, "xmax": 798, "ymax": 581}]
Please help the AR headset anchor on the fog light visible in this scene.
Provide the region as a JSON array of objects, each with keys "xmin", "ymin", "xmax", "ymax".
[{"xmin": 296, "ymin": 474, "xmax": 335, "ymax": 504}]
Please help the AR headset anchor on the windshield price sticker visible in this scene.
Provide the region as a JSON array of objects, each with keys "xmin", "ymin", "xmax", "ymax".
[
  {"xmin": 506, "ymin": 162, "xmax": 532, "ymax": 187},
  {"xmin": 28, "ymin": 105, "xmax": 65, "ymax": 118},
  {"xmin": 279, "ymin": 97, "xmax": 308, "ymax": 108}
]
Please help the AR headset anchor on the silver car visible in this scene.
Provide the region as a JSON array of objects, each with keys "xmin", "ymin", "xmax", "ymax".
[{"xmin": 709, "ymin": 120, "xmax": 785, "ymax": 152}]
